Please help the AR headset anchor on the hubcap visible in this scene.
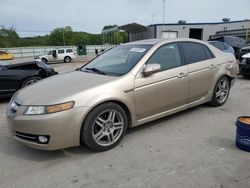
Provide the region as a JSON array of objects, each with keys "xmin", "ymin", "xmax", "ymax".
[
  {"xmin": 92, "ymin": 110, "xmax": 124, "ymax": 146},
  {"xmin": 25, "ymin": 79, "xmax": 39, "ymax": 87},
  {"xmin": 216, "ymin": 79, "xmax": 229, "ymax": 103}
]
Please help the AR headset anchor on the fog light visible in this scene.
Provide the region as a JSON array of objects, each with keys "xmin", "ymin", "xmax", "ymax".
[{"xmin": 38, "ymin": 136, "xmax": 49, "ymax": 144}]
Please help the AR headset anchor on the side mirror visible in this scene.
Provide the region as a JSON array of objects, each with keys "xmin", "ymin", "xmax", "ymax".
[{"xmin": 142, "ymin": 64, "xmax": 161, "ymax": 76}]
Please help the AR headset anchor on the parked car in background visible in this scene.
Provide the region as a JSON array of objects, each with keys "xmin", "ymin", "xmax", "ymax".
[
  {"xmin": 35, "ymin": 48, "xmax": 75, "ymax": 63},
  {"xmin": 0, "ymin": 60, "xmax": 58, "ymax": 97},
  {"xmin": 0, "ymin": 50, "xmax": 14, "ymax": 60},
  {"xmin": 239, "ymin": 52, "xmax": 250, "ymax": 78},
  {"xmin": 210, "ymin": 36, "xmax": 245, "ymax": 59},
  {"xmin": 208, "ymin": 41, "xmax": 235, "ymax": 55},
  {"xmin": 239, "ymin": 45, "xmax": 250, "ymax": 61},
  {"xmin": 6, "ymin": 38, "xmax": 237, "ymax": 151}
]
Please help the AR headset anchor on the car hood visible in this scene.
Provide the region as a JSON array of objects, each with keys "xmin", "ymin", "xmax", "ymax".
[
  {"xmin": 15, "ymin": 71, "xmax": 118, "ymax": 105},
  {"xmin": 242, "ymin": 52, "xmax": 250, "ymax": 59}
]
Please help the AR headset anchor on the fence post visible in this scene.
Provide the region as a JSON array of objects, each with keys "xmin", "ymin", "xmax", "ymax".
[
  {"xmin": 33, "ymin": 48, "xmax": 35, "ymax": 57},
  {"xmin": 20, "ymin": 48, "xmax": 23, "ymax": 58}
]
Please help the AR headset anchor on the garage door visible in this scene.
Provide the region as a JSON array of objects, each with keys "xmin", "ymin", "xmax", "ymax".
[{"xmin": 162, "ymin": 31, "xmax": 178, "ymax": 39}]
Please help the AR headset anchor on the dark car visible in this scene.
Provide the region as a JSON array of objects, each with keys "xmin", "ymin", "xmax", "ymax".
[
  {"xmin": 210, "ymin": 36, "xmax": 245, "ymax": 59},
  {"xmin": 0, "ymin": 60, "xmax": 58, "ymax": 97},
  {"xmin": 208, "ymin": 41, "xmax": 235, "ymax": 55},
  {"xmin": 239, "ymin": 45, "xmax": 250, "ymax": 61},
  {"xmin": 239, "ymin": 53, "xmax": 250, "ymax": 78}
]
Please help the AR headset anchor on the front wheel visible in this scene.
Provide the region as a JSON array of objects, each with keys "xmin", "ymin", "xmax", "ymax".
[
  {"xmin": 21, "ymin": 77, "xmax": 42, "ymax": 88},
  {"xmin": 209, "ymin": 76, "xmax": 230, "ymax": 107},
  {"xmin": 81, "ymin": 103, "xmax": 128, "ymax": 151}
]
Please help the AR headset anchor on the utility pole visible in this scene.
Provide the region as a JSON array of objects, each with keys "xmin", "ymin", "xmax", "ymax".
[
  {"xmin": 246, "ymin": 20, "xmax": 249, "ymax": 42},
  {"xmin": 63, "ymin": 30, "xmax": 65, "ymax": 46},
  {"xmin": 151, "ymin": 14, "xmax": 155, "ymax": 25},
  {"xmin": 162, "ymin": 0, "xmax": 165, "ymax": 27}
]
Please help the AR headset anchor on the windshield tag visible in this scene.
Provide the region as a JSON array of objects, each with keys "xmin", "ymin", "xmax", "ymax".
[{"xmin": 130, "ymin": 48, "xmax": 146, "ymax": 53}]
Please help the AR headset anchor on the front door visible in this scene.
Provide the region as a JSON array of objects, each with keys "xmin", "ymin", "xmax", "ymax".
[{"xmin": 134, "ymin": 43, "xmax": 189, "ymax": 121}]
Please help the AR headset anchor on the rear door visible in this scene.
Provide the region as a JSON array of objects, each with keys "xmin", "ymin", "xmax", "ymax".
[
  {"xmin": 180, "ymin": 42, "xmax": 216, "ymax": 103},
  {"xmin": 57, "ymin": 49, "xmax": 65, "ymax": 61}
]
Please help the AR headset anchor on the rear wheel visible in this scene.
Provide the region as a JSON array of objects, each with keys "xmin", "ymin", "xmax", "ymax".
[
  {"xmin": 209, "ymin": 76, "xmax": 230, "ymax": 107},
  {"xmin": 64, "ymin": 56, "xmax": 71, "ymax": 63},
  {"xmin": 21, "ymin": 77, "xmax": 42, "ymax": 88},
  {"xmin": 81, "ymin": 103, "xmax": 127, "ymax": 151}
]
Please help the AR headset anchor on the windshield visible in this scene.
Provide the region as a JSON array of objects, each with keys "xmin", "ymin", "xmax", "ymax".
[
  {"xmin": 47, "ymin": 50, "xmax": 52, "ymax": 55},
  {"xmin": 81, "ymin": 45, "xmax": 152, "ymax": 76}
]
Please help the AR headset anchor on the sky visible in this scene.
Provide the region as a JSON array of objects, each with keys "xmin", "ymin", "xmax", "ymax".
[{"xmin": 0, "ymin": 0, "xmax": 250, "ymax": 37}]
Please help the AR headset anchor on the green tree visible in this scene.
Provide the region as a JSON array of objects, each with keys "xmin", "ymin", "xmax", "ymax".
[
  {"xmin": 0, "ymin": 26, "xmax": 20, "ymax": 47},
  {"xmin": 49, "ymin": 26, "xmax": 73, "ymax": 46}
]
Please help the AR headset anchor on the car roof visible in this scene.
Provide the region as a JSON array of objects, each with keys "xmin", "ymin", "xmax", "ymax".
[{"xmin": 123, "ymin": 38, "xmax": 209, "ymax": 46}]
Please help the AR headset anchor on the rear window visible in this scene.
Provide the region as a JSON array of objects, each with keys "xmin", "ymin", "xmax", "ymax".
[
  {"xmin": 66, "ymin": 49, "xmax": 73, "ymax": 53},
  {"xmin": 181, "ymin": 42, "xmax": 214, "ymax": 64}
]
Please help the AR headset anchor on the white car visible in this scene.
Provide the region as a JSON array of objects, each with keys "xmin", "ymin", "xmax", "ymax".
[{"xmin": 35, "ymin": 48, "xmax": 76, "ymax": 63}]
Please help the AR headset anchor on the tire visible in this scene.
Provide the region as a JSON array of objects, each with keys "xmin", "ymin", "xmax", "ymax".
[
  {"xmin": 209, "ymin": 76, "xmax": 230, "ymax": 107},
  {"xmin": 64, "ymin": 56, "xmax": 71, "ymax": 63},
  {"xmin": 41, "ymin": 58, "xmax": 47, "ymax": 63},
  {"xmin": 81, "ymin": 102, "xmax": 128, "ymax": 151},
  {"xmin": 21, "ymin": 77, "xmax": 42, "ymax": 88}
]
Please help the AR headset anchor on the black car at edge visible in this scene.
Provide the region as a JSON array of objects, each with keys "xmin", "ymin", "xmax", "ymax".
[{"xmin": 0, "ymin": 60, "xmax": 58, "ymax": 98}]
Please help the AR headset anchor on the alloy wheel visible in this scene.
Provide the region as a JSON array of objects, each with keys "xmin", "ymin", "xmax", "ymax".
[
  {"xmin": 215, "ymin": 78, "xmax": 229, "ymax": 104},
  {"xmin": 92, "ymin": 110, "xmax": 124, "ymax": 147}
]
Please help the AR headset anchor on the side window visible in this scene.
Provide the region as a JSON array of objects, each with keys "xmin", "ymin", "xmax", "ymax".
[
  {"xmin": 147, "ymin": 43, "xmax": 182, "ymax": 71},
  {"xmin": 181, "ymin": 42, "xmax": 212, "ymax": 64},
  {"xmin": 66, "ymin": 49, "xmax": 73, "ymax": 53},
  {"xmin": 203, "ymin": 45, "xmax": 214, "ymax": 59},
  {"xmin": 58, "ymin": 49, "xmax": 65, "ymax": 54}
]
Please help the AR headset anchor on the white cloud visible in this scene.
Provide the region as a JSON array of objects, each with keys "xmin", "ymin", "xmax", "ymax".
[{"xmin": 0, "ymin": 0, "xmax": 249, "ymax": 37}]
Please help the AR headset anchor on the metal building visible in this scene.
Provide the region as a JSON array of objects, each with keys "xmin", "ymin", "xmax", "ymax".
[{"xmin": 103, "ymin": 19, "xmax": 250, "ymax": 42}]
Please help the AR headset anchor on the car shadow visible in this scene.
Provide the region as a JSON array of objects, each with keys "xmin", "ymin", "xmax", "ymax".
[
  {"xmin": 126, "ymin": 105, "xmax": 201, "ymax": 135},
  {"xmin": 1, "ymin": 103, "xmax": 213, "ymax": 161}
]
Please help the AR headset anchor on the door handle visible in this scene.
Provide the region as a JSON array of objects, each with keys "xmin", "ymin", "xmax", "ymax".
[
  {"xmin": 178, "ymin": 72, "xmax": 187, "ymax": 78},
  {"xmin": 210, "ymin": 64, "xmax": 216, "ymax": 69}
]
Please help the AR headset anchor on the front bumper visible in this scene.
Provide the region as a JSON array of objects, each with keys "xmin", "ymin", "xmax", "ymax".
[
  {"xmin": 6, "ymin": 105, "xmax": 89, "ymax": 150},
  {"xmin": 239, "ymin": 64, "xmax": 250, "ymax": 76}
]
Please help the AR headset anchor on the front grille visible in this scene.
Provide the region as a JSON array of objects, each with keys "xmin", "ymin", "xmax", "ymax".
[{"xmin": 246, "ymin": 59, "xmax": 250, "ymax": 65}]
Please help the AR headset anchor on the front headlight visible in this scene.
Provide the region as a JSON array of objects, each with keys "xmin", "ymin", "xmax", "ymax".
[{"xmin": 24, "ymin": 101, "xmax": 74, "ymax": 115}]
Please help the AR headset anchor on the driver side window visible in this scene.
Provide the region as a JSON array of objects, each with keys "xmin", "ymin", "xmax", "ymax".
[{"xmin": 147, "ymin": 43, "xmax": 182, "ymax": 71}]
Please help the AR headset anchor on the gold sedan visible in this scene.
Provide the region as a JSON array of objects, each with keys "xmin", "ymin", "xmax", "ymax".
[{"xmin": 6, "ymin": 38, "xmax": 237, "ymax": 151}]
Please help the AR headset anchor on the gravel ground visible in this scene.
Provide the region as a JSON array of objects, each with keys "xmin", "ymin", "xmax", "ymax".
[{"xmin": 0, "ymin": 61, "xmax": 250, "ymax": 188}]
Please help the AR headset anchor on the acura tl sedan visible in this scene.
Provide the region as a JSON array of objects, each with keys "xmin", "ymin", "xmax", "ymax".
[{"xmin": 6, "ymin": 39, "xmax": 237, "ymax": 151}]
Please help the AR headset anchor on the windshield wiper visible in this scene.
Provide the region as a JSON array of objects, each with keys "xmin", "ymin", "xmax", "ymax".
[{"xmin": 85, "ymin": 67, "xmax": 107, "ymax": 75}]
